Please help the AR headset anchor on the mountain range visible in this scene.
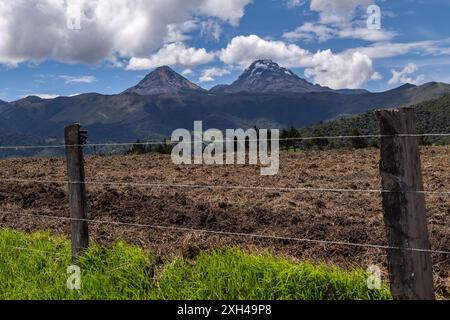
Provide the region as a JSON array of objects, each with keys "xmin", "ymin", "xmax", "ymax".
[{"xmin": 1, "ymin": 59, "xmax": 450, "ymax": 152}]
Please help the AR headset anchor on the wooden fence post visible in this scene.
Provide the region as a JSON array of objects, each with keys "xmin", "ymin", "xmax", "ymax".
[
  {"xmin": 375, "ymin": 107, "xmax": 435, "ymax": 300},
  {"xmin": 64, "ymin": 124, "xmax": 89, "ymax": 262}
]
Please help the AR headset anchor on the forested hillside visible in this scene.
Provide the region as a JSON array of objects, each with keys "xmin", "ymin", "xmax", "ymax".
[{"xmin": 292, "ymin": 94, "xmax": 450, "ymax": 149}]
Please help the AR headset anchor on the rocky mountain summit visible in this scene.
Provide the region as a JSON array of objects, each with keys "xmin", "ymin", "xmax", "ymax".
[
  {"xmin": 123, "ymin": 66, "xmax": 205, "ymax": 95},
  {"xmin": 210, "ymin": 59, "xmax": 367, "ymax": 94}
]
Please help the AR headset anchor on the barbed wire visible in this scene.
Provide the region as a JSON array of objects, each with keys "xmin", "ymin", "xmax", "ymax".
[
  {"xmin": 0, "ymin": 133, "xmax": 449, "ymax": 150},
  {"xmin": 1, "ymin": 134, "xmax": 448, "ymax": 258},
  {"xmin": 1, "ymin": 132, "xmax": 448, "ymax": 269},
  {"xmin": 1, "ymin": 177, "xmax": 449, "ymax": 195},
  {"xmin": 3, "ymin": 210, "xmax": 450, "ymax": 255}
]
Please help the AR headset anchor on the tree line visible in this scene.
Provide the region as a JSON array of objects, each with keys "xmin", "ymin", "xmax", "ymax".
[{"xmin": 125, "ymin": 125, "xmax": 434, "ymax": 155}]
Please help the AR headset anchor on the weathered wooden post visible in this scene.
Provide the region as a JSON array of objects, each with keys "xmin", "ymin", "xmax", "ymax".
[
  {"xmin": 375, "ymin": 107, "xmax": 435, "ymax": 300},
  {"xmin": 64, "ymin": 124, "xmax": 89, "ymax": 262}
]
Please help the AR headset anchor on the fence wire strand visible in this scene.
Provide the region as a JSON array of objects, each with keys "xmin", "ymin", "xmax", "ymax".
[
  {"xmin": 1, "ymin": 132, "xmax": 449, "ymax": 262},
  {"xmin": 0, "ymin": 177, "xmax": 449, "ymax": 195},
  {"xmin": 2, "ymin": 210, "xmax": 450, "ymax": 255},
  {"xmin": 0, "ymin": 133, "xmax": 449, "ymax": 150}
]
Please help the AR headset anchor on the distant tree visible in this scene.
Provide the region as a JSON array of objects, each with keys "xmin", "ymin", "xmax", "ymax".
[
  {"xmin": 350, "ymin": 128, "xmax": 368, "ymax": 149},
  {"xmin": 127, "ymin": 139, "xmax": 147, "ymax": 155},
  {"xmin": 311, "ymin": 129, "xmax": 329, "ymax": 150},
  {"xmin": 303, "ymin": 139, "xmax": 314, "ymax": 150},
  {"xmin": 280, "ymin": 126, "xmax": 300, "ymax": 151},
  {"xmin": 154, "ymin": 142, "xmax": 173, "ymax": 154},
  {"xmin": 280, "ymin": 128, "xmax": 289, "ymax": 150},
  {"xmin": 416, "ymin": 127, "xmax": 431, "ymax": 146}
]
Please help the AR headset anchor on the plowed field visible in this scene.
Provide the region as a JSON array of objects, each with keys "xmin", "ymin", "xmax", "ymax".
[{"xmin": 0, "ymin": 147, "xmax": 449, "ymax": 295}]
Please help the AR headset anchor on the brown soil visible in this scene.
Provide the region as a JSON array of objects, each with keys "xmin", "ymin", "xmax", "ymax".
[{"xmin": 0, "ymin": 147, "xmax": 449, "ymax": 296}]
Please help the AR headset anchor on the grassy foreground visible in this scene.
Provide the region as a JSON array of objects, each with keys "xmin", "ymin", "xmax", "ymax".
[{"xmin": 0, "ymin": 228, "xmax": 391, "ymax": 300}]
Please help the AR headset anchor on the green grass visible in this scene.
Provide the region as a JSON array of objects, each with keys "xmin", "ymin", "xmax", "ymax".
[
  {"xmin": 158, "ymin": 250, "xmax": 391, "ymax": 300},
  {"xmin": 0, "ymin": 228, "xmax": 391, "ymax": 300},
  {"xmin": 0, "ymin": 228, "xmax": 154, "ymax": 299}
]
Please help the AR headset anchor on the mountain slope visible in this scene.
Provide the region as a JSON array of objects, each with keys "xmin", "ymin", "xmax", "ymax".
[
  {"xmin": 123, "ymin": 66, "xmax": 205, "ymax": 95},
  {"xmin": 210, "ymin": 59, "xmax": 368, "ymax": 94},
  {"xmin": 0, "ymin": 127, "xmax": 51, "ymax": 158},
  {"xmin": 297, "ymin": 93, "xmax": 450, "ymax": 146}
]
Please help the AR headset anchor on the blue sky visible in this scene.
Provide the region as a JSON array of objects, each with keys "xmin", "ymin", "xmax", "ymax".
[{"xmin": 0, "ymin": 0, "xmax": 450, "ymax": 101}]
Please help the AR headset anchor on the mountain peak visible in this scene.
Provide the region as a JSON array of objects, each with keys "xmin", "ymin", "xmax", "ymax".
[
  {"xmin": 210, "ymin": 59, "xmax": 327, "ymax": 94},
  {"xmin": 394, "ymin": 83, "xmax": 417, "ymax": 91},
  {"xmin": 152, "ymin": 65, "xmax": 176, "ymax": 74},
  {"xmin": 245, "ymin": 59, "xmax": 296, "ymax": 79},
  {"xmin": 123, "ymin": 66, "xmax": 204, "ymax": 96},
  {"xmin": 209, "ymin": 59, "xmax": 369, "ymax": 95}
]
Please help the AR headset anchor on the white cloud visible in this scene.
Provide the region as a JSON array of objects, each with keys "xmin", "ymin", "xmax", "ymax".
[
  {"xmin": 165, "ymin": 18, "xmax": 222, "ymax": 44},
  {"xmin": 283, "ymin": 0, "xmax": 397, "ymax": 43},
  {"xmin": 200, "ymin": 19, "xmax": 222, "ymax": 41},
  {"xmin": 344, "ymin": 39, "xmax": 450, "ymax": 59},
  {"xmin": 371, "ymin": 72, "xmax": 383, "ymax": 81},
  {"xmin": 337, "ymin": 27, "xmax": 396, "ymax": 42},
  {"xmin": 127, "ymin": 42, "xmax": 215, "ymax": 70},
  {"xmin": 283, "ymin": 22, "xmax": 396, "ymax": 43},
  {"xmin": 165, "ymin": 20, "xmax": 199, "ymax": 43},
  {"xmin": 20, "ymin": 92, "xmax": 83, "ymax": 99},
  {"xmin": 0, "ymin": 0, "xmax": 251, "ymax": 66},
  {"xmin": 388, "ymin": 63, "xmax": 425, "ymax": 86},
  {"xmin": 199, "ymin": 0, "xmax": 252, "ymax": 26},
  {"xmin": 199, "ymin": 67, "xmax": 230, "ymax": 82},
  {"xmin": 181, "ymin": 68, "xmax": 194, "ymax": 76},
  {"xmin": 283, "ymin": 0, "xmax": 305, "ymax": 8},
  {"xmin": 310, "ymin": 0, "xmax": 373, "ymax": 24},
  {"xmin": 60, "ymin": 75, "xmax": 97, "ymax": 84},
  {"xmin": 284, "ymin": 23, "xmax": 335, "ymax": 43},
  {"xmin": 165, "ymin": 18, "xmax": 223, "ymax": 45},
  {"xmin": 304, "ymin": 50, "xmax": 377, "ymax": 89},
  {"xmin": 22, "ymin": 93, "xmax": 60, "ymax": 99},
  {"xmin": 219, "ymin": 34, "xmax": 379, "ymax": 89},
  {"xmin": 220, "ymin": 35, "xmax": 311, "ymax": 68}
]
